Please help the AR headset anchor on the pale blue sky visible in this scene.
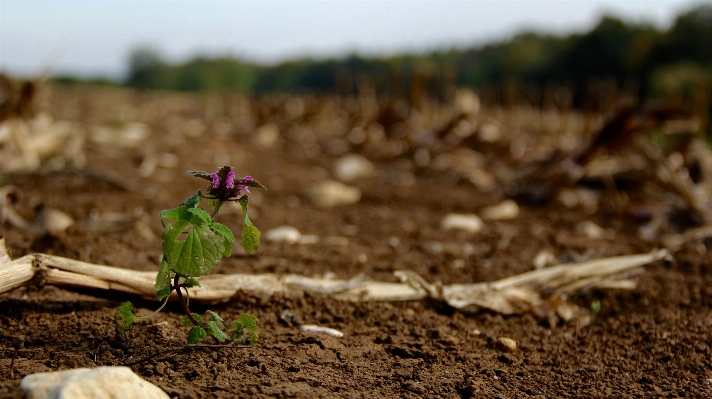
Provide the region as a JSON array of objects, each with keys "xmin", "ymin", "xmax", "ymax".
[{"xmin": 0, "ymin": 0, "xmax": 703, "ymax": 80}]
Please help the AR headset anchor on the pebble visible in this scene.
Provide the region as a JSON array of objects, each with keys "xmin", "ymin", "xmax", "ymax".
[
  {"xmin": 441, "ymin": 213, "xmax": 483, "ymax": 233},
  {"xmin": 300, "ymin": 324, "xmax": 344, "ymax": 337},
  {"xmin": 254, "ymin": 123, "xmax": 280, "ymax": 149},
  {"xmin": 20, "ymin": 366, "xmax": 169, "ymax": 399},
  {"xmin": 576, "ymin": 221, "xmax": 614, "ymax": 240},
  {"xmin": 480, "ymin": 200, "xmax": 519, "ymax": 220},
  {"xmin": 34, "ymin": 208, "xmax": 74, "ymax": 234},
  {"xmin": 333, "ymin": 154, "xmax": 374, "ymax": 182},
  {"xmin": 265, "ymin": 225, "xmax": 302, "ymax": 244},
  {"xmin": 307, "ymin": 180, "xmax": 362, "ymax": 208},
  {"xmin": 532, "ymin": 250, "xmax": 557, "ymax": 269},
  {"xmin": 496, "ymin": 337, "xmax": 517, "ymax": 352}
]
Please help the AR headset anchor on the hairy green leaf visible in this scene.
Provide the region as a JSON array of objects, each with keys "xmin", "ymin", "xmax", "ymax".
[
  {"xmin": 206, "ymin": 310, "xmax": 223, "ymax": 323},
  {"xmin": 187, "ymin": 326, "xmax": 207, "ymax": 344},
  {"xmin": 159, "ymin": 191, "xmax": 201, "ymax": 227},
  {"xmin": 116, "ymin": 302, "xmax": 135, "ymax": 334},
  {"xmin": 181, "ymin": 313, "xmax": 205, "ymax": 327},
  {"xmin": 206, "ymin": 321, "xmax": 228, "ymax": 341},
  {"xmin": 237, "ymin": 197, "xmax": 260, "ymax": 254},
  {"xmin": 186, "ymin": 170, "xmax": 213, "ymax": 181},
  {"xmin": 240, "ymin": 178, "xmax": 267, "ymax": 190},
  {"xmin": 161, "ymin": 209, "xmax": 230, "ymax": 277},
  {"xmin": 237, "ymin": 313, "xmax": 259, "ymax": 332},
  {"xmin": 155, "ymin": 258, "xmax": 172, "ymax": 300},
  {"xmin": 248, "ymin": 331, "xmax": 258, "ymax": 344},
  {"xmin": 181, "ymin": 277, "xmax": 201, "ymax": 288}
]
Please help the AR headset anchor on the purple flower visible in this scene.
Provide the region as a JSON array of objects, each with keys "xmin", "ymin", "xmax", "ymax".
[
  {"xmin": 236, "ymin": 184, "xmax": 251, "ymax": 193},
  {"xmin": 244, "ymin": 175, "xmax": 254, "ymax": 181},
  {"xmin": 210, "ymin": 173, "xmax": 220, "ymax": 189},
  {"xmin": 226, "ymin": 171, "xmax": 235, "ymax": 189}
]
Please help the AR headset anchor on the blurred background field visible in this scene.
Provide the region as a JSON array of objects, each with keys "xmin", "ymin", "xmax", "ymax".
[{"xmin": 2, "ymin": 2, "xmax": 712, "ymax": 397}]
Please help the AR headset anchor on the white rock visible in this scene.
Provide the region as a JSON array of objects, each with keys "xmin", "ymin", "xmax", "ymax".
[
  {"xmin": 300, "ymin": 324, "xmax": 344, "ymax": 337},
  {"xmin": 34, "ymin": 208, "xmax": 74, "ymax": 233},
  {"xmin": 478, "ymin": 123, "xmax": 501, "ymax": 143},
  {"xmin": 454, "ymin": 89, "xmax": 480, "ymax": 115},
  {"xmin": 480, "ymin": 200, "xmax": 519, "ymax": 220},
  {"xmin": 496, "ymin": 337, "xmax": 517, "ymax": 352},
  {"xmin": 265, "ymin": 225, "xmax": 302, "ymax": 244},
  {"xmin": 333, "ymin": 154, "xmax": 374, "ymax": 182},
  {"xmin": 533, "ymin": 250, "xmax": 557, "ymax": 269},
  {"xmin": 307, "ymin": 180, "xmax": 361, "ymax": 208},
  {"xmin": 576, "ymin": 221, "xmax": 614, "ymax": 240},
  {"xmin": 254, "ymin": 123, "xmax": 280, "ymax": 149},
  {"xmin": 20, "ymin": 366, "xmax": 169, "ymax": 399},
  {"xmin": 441, "ymin": 213, "xmax": 483, "ymax": 233}
]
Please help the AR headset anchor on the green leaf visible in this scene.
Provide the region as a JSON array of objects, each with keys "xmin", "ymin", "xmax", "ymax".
[
  {"xmin": 159, "ymin": 191, "xmax": 201, "ymax": 228},
  {"xmin": 591, "ymin": 300, "xmax": 601, "ymax": 314},
  {"xmin": 248, "ymin": 331, "xmax": 258, "ymax": 344},
  {"xmin": 161, "ymin": 211, "xmax": 229, "ymax": 277},
  {"xmin": 181, "ymin": 277, "xmax": 201, "ymax": 288},
  {"xmin": 181, "ymin": 313, "xmax": 205, "ymax": 327},
  {"xmin": 212, "ymin": 222, "xmax": 236, "ymax": 244},
  {"xmin": 116, "ymin": 302, "xmax": 135, "ymax": 334},
  {"xmin": 186, "ymin": 170, "xmax": 213, "ymax": 181},
  {"xmin": 155, "ymin": 287, "xmax": 171, "ymax": 301},
  {"xmin": 155, "ymin": 258, "xmax": 172, "ymax": 300},
  {"xmin": 237, "ymin": 197, "xmax": 260, "ymax": 254},
  {"xmin": 187, "ymin": 207, "xmax": 212, "ymax": 224},
  {"xmin": 237, "ymin": 313, "xmax": 259, "ymax": 332},
  {"xmin": 206, "ymin": 321, "xmax": 228, "ymax": 341},
  {"xmin": 187, "ymin": 326, "xmax": 207, "ymax": 344},
  {"xmin": 240, "ymin": 178, "xmax": 267, "ymax": 190},
  {"xmin": 206, "ymin": 310, "xmax": 223, "ymax": 323}
]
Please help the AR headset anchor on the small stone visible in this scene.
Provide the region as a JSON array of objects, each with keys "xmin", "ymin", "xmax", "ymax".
[
  {"xmin": 576, "ymin": 221, "xmax": 614, "ymax": 239},
  {"xmin": 441, "ymin": 213, "xmax": 483, "ymax": 233},
  {"xmin": 300, "ymin": 324, "xmax": 344, "ymax": 337},
  {"xmin": 443, "ymin": 334, "xmax": 460, "ymax": 346},
  {"xmin": 254, "ymin": 123, "xmax": 280, "ymax": 149},
  {"xmin": 307, "ymin": 180, "xmax": 361, "ymax": 208},
  {"xmin": 20, "ymin": 366, "xmax": 169, "ymax": 399},
  {"xmin": 532, "ymin": 250, "xmax": 557, "ymax": 269},
  {"xmin": 496, "ymin": 337, "xmax": 517, "ymax": 352},
  {"xmin": 333, "ymin": 154, "xmax": 374, "ymax": 182},
  {"xmin": 480, "ymin": 200, "xmax": 519, "ymax": 220},
  {"xmin": 478, "ymin": 123, "xmax": 501, "ymax": 142},
  {"xmin": 451, "ymin": 259, "xmax": 466, "ymax": 269},
  {"xmin": 34, "ymin": 208, "xmax": 74, "ymax": 233},
  {"xmin": 265, "ymin": 226, "xmax": 302, "ymax": 244}
]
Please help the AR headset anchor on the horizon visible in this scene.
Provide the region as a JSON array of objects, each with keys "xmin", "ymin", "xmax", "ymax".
[{"xmin": 0, "ymin": 0, "xmax": 702, "ymax": 81}]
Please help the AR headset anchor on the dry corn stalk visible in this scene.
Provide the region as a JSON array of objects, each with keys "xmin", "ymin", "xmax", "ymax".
[{"xmin": 0, "ymin": 238, "xmax": 668, "ymax": 321}]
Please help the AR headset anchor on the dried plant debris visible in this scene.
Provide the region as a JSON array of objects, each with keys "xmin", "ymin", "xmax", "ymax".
[{"xmin": 0, "ymin": 238, "xmax": 668, "ymax": 325}]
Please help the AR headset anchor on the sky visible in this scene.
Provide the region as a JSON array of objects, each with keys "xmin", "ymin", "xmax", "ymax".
[{"xmin": 0, "ymin": 0, "xmax": 704, "ymax": 80}]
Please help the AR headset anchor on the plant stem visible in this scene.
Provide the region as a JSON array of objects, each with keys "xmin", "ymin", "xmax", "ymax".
[
  {"xmin": 210, "ymin": 200, "xmax": 225, "ymax": 218},
  {"xmin": 9, "ymin": 336, "xmax": 23, "ymax": 379},
  {"xmin": 173, "ymin": 274, "xmax": 201, "ymax": 326}
]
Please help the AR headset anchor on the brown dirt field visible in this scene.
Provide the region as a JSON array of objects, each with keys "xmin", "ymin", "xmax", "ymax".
[{"xmin": 1, "ymin": 86, "xmax": 711, "ymax": 398}]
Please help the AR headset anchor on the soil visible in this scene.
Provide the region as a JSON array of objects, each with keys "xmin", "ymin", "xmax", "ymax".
[{"xmin": 1, "ymin": 86, "xmax": 711, "ymax": 398}]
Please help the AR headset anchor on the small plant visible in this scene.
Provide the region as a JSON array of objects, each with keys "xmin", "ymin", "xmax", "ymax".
[
  {"xmin": 116, "ymin": 166, "xmax": 265, "ymax": 344},
  {"xmin": 591, "ymin": 300, "xmax": 601, "ymax": 314}
]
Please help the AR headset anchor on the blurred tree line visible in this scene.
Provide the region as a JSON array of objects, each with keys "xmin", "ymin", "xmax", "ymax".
[{"xmin": 118, "ymin": 5, "xmax": 711, "ymax": 107}]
